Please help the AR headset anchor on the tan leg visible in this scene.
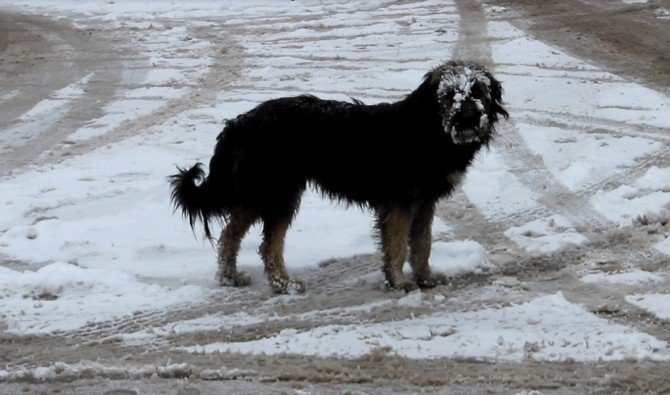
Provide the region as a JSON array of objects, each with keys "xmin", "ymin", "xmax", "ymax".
[
  {"xmin": 376, "ymin": 206, "xmax": 416, "ymax": 291},
  {"xmin": 409, "ymin": 203, "xmax": 447, "ymax": 288},
  {"xmin": 259, "ymin": 215, "xmax": 305, "ymax": 294},
  {"xmin": 216, "ymin": 208, "xmax": 256, "ymax": 286}
]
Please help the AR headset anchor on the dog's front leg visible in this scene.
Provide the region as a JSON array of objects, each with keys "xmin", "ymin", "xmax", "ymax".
[
  {"xmin": 409, "ymin": 202, "xmax": 448, "ymax": 288},
  {"xmin": 217, "ymin": 209, "xmax": 256, "ymax": 286},
  {"xmin": 377, "ymin": 206, "xmax": 417, "ymax": 292},
  {"xmin": 259, "ymin": 215, "xmax": 305, "ymax": 294}
]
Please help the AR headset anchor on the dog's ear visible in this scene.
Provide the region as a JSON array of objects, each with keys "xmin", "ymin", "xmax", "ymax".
[{"xmin": 486, "ymin": 72, "xmax": 509, "ymax": 120}]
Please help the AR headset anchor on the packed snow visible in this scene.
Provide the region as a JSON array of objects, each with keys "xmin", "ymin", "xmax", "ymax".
[
  {"xmin": 186, "ymin": 292, "xmax": 669, "ymax": 361},
  {"xmin": 0, "ymin": 262, "xmax": 208, "ymax": 333},
  {"xmin": 0, "ymin": 0, "xmax": 669, "ymax": 369},
  {"xmin": 626, "ymin": 294, "xmax": 670, "ymax": 320}
]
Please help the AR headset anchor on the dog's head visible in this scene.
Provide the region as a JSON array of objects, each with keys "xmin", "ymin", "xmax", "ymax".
[{"xmin": 428, "ymin": 61, "xmax": 508, "ymax": 145}]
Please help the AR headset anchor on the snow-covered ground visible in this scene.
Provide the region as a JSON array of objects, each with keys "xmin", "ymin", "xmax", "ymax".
[{"xmin": 0, "ymin": 0, "xmax": 669, "ymax": 380}]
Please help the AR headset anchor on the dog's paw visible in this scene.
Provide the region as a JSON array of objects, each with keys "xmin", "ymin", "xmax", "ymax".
[
  {"xmin": 286, "ymin": 279, "xmax": 306, "ymax": 294},
  {"xmin": 389, "ymin": 280, "xmax": 420, "ymax": 293},
  {"xmin": 415, "ymin": 273, "xmax": 449, "ymax": 289},
  {"xmin": 218, "ymin": 270, "xmax": 251, "ymax": 287},
  {"xmin": 270, "ymin": 278, "xmax": 305, "ymax": 294}
]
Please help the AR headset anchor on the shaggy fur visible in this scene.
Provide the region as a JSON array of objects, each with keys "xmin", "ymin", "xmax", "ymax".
[{"xmin": 170, "ymin": 60, "xmax": 508, "ymax": 294}]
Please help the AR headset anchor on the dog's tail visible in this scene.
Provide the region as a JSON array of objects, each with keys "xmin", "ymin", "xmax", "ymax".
[{"xmin": 169, "ymin": 163, "xmax": 222, "ymax": 239}]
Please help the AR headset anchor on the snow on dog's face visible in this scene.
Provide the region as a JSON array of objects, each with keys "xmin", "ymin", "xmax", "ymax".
[{"xmin": 433, "ymin": 61, "xmax": 508, "ymax": 145}]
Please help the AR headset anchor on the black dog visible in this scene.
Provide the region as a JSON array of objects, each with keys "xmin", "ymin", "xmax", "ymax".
[{"xmin": 171, "ymin": 60, "xmax": 507, "ymax": 294}]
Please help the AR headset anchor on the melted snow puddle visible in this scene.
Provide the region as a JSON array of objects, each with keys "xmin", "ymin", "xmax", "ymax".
[{"xmin": 183, "ymin": 292, "xmax": 670, "ymax": 362}]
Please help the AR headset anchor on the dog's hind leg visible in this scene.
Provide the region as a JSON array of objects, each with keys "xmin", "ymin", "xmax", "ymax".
[
  {"xmin": 217, "ymin": 208, "xmax": 257, "ymax": 287},
  {"xmin": 259, "ymin": 213, "xmax": 305, "ymax": 294},
  {"xmin": 409, "ymin": 202, "xmax": 448, "ymax": 288},
  {"xmin": 376, "ymin": 206, "xmax": 417, "ymax": 292}
]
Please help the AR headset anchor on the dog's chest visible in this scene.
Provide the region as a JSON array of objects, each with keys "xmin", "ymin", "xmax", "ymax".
[{"xmin": 447, "ymin": 170, "xmax": 465, "ymax": 187}]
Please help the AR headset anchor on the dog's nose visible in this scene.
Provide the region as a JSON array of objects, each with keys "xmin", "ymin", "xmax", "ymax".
[{"xmin": 460, "ymin": 99, "xmax": 479, "ymax": 117}]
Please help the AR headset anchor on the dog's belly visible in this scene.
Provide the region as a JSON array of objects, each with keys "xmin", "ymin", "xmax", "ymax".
[{"xmin": 306, "ymin": 162, "xmax": 458, "ymax": 206}]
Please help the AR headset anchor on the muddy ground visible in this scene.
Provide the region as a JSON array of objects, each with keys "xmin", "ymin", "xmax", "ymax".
[{"xmin": 1, "ymin": 0, "xmax": 670, "ymax": 393}]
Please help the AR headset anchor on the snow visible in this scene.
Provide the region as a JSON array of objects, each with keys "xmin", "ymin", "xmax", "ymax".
[
  {"xmin": 656, "ymin": 237, "xmax": 670, "ymax": 255},
  {"xmin": 430, "ymin": 240, "xmax": 490, "ymax": 275},
  {"xmin": 186, "ymin": 292, "xmax": 670, "ymax": 362},
  {"xmin": 505, "ymin": 215, "xmax": 587, "ymax": 254},
  {"xmin": 69, "ymin": 99, "xmax": 166, "ymax": 141},
  {"xmin": 0, "ymin": 74, "xmax": 93, "ymax": 152},
  {"xmin": 591, "ymin": 167, "xmax": 670, "ymax": 226},
  {"xmin": 626, "ymin": 294, "xmax": 670, "ymax": 320},
  {"xmin": 491, "ymin": 24, "xmax": 670, "ymax": 129},
  {"xmin": 581, "ymin": 270, "xmax": 664, "ymax": 285},
  {"xmin": 462, "ymin": 147, "xmax": 541, "ymax": 220},
  {"xmin": 0, "ymin": 262, "xmax": 209, "ymax": 334},
  {"xmin": 0, "ymin": 360, "xmax": 253, "ymax": 382},
  {"xmin": 0, "ymin": 0, "xmax": 669, "ymax": 368},
  {"xmin": 514, "ymin": 123, "xmax": 662, "ymax": 192}
]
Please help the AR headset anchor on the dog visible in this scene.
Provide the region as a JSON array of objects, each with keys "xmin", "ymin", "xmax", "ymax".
[{"xmin": 170, "ymin": 60, "xmax": 507, "ymax": 294}]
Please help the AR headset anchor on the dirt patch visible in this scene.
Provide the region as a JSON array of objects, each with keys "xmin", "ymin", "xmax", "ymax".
[{"xmin": 489, "ymin": 0, "xmax": 670, "ymax": 95}]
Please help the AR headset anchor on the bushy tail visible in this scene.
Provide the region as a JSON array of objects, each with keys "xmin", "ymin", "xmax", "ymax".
[{"xmin": 169, "ymin": 163, "xmax": 221, "ymax": 239}]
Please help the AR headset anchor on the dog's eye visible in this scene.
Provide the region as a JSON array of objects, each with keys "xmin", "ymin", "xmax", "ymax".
[{"xmin": 470, "ymin": 82, "xmax": 486, "ymax": 98}]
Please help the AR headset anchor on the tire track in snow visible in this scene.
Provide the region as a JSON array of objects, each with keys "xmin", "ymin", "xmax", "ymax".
[
  {"xmin": 432, "ymin": 0, "xmax": 524, "ymax": 259},
  {"xmin": 451, "ymin": 0, "xmax": 670, "ymax": 263},
  {"xmin": 452, "ymin": 2, "xmax": 670, "ymax": 343},
  {"xmin": 36, "ymin": 20, "xmax": 244, "ymax": 167},
  {"xmin": 0, "ymin": 14, "xmax": 124, "ymax": 177},
  {"xmin": 449, "ymin": 0, "xmax": 592, "ymax": 259}
]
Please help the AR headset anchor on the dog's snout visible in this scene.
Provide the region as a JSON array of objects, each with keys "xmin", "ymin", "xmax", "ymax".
[
  {"xmin": 460, "ymin": 99, "xmax": 479, "ymax": 117},
  {"xmin": 451, "ymin": 98, "xmax": 480, "ymax": 131}
]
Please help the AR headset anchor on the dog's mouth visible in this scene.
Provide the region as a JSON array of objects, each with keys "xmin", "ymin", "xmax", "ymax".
[{"xmin": 448, "ymin": 112, "xmax": 490, "ymax": 144}]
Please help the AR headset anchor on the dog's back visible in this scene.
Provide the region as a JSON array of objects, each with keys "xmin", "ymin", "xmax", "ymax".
[{"xmin": 213, "ymin": 94, "xmax": 472, "ymax": 210}]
